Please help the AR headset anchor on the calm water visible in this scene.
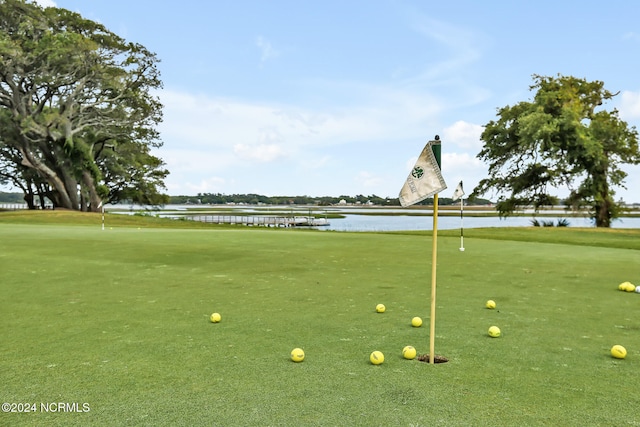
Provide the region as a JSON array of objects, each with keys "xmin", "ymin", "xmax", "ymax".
[
  {"xmin": 105, "ymin": 204, "xmax": 640, "ymax": 232},
  {"xmin": 320, "ymin": 214, "xmax": 640, "ymax": 232}
]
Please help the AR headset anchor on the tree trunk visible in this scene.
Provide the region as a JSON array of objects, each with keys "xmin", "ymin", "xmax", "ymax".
[
  {"xmin": 81, "ymin": 170, "xmax": 103, "ymax": 212},
  {"xmin": 19, "ymin": 147, "xmax": 75, "ymax": 209},
  {"xmin": 594, "ymin": 178, "xmax": 612, "ymax": 228},
  {"xmin": 593, "ymin": 164, "xmax": 613, "ymax": 227},
  {"xmin": 23, "ymin": 189, "xmax": 36, "ymax": 210},
  {"xmin": 595, "ymin": 198, "xmax": 612, "ymax": 227},
  {"xmin": 36, "ymin": 182, "xmax": 48, "ymax": 209},
  {"xmin": 60, "ymin": 169, "xmax": 80, "ymax": 210}
]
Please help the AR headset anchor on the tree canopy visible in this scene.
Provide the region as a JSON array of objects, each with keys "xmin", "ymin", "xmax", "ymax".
[
  {"xmin": 473, "ymin": 74, "xmax": 640, "ymax": 227},
  {"xmin": 0, "ymin": 0, "xmax": 169, "ymax": 211}
]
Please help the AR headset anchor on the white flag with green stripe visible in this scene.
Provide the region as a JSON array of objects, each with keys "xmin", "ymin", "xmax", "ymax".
[{"xmin": 399, "ymin": 141, "xmax": 447, "ymax": 207}]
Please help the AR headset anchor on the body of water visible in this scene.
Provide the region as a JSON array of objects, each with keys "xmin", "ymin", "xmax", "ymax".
[
  {"xmin": 104, "ymin": 204, "xmax": 640, "ymax": 232},
  {"xmin": 320, "ymin": 214, "xmax": 640, "ymax": 232}
]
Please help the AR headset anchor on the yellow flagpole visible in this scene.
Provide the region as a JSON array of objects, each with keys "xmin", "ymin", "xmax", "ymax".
[
  {"xmin": 398, "ymin": 135, "xmax": 444, "ymax": 365},
  {"xmin": 429, "ymin": 193, "xmax": 439, "ymax": 364}
]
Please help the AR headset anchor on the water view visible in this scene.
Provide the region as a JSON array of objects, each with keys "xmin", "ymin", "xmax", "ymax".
[
  {"xmin": 103, "ymin": 204, "xmax": 640, "ymax": 232},
  {"xmin": 321, "ymin": 213, "xmax": 640, "ymax": 232}
]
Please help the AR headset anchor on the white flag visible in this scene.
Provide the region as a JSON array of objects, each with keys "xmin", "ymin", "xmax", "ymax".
[
  {"xmin": 399, "ymin": 141, "xmax": 447, "ymax": 207},
  {"xmin": 452, "ymin": 181, "xmax": 465, "ymax": 201}
]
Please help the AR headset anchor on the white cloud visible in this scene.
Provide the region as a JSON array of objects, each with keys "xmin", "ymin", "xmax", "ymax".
[
  {"xmin": 355, "ymin": 171, "xmax": 385, "ymax": 189},
  {"xmin": 30, "ymin": 0, "xmax": 56, "ymax": 7},
  {"xmin": 155, "ymin": 85, "xmax": 452, "ymax": 196},
  {"xmin": 153, "ymin": 41, "xmax": 489, "ymax": 196},
  {"xmin": 233, "ymin": 143, "xmax": 287, "ymax": 162},
  {"xmin": 619, "ymin": 90, "xmax": 640, "ymax": 120},
  {"xmin": 157, "ymin": 87, "xmax": 446, "ymax": 154},
  {"xmin": 441, "ymin": 152, "xmax": 484, "ymax": 174},
  {"xmin": 441, "ymin": 152, "xmax": 487, "ymax": 194},
  {"xmin": 298, "ymin": 154, "xmax": 331, "ymax": 170},
  {"xmin": 256, "ymin": 36, "xmax": 279, "ymax": 66},
  {"xmin": 159, "ymin": 147, "xmax": 235, "ymax": 173},
  {"xmin": 169, "ymin": 176, "xmax": 227, "ymax": 195},
  {"xmin": 442, "ymin": 121, "xmax": 484, "ymax": 150}
]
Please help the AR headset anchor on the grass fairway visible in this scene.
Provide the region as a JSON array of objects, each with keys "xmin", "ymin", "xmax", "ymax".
[{"xmin": 1, "ymin": 217, "xmax": 639, "ymax": 426}]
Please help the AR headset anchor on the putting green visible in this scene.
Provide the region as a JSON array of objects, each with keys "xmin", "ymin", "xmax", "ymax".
[{"xmin": 1, "ymin": 222, "xmax": 638, "ymax": 426}]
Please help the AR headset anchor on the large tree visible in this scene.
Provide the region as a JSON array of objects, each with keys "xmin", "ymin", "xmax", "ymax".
[
  {"xmin": 473, "ymin": 74, "xmax": 640, "ymax": 227},
  {"xmin": 0, "ymin": 0, "xmax": 169, "ymax": 211}
]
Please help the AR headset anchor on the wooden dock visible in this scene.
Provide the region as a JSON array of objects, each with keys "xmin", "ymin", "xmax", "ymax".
[{"xmin": 185, "ymin": 215, "xmax": 329, "ymax": 227}]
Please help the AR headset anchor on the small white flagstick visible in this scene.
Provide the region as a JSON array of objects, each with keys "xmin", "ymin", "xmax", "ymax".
[
  {"xmin": 451, "ymin": 181, "xmax": 465, "ymax": 251},
  {"xmin": 98, "ymin": 201, "xmax": 104, "ymax": 230},
  {"xmin": 459, "ymin": 197, "xmax": 465, "ymax": 251}
]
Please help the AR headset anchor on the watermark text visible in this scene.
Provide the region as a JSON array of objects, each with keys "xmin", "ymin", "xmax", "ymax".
[{"xmin": 2, "ymin": 402, "xmax": 90, "ymax": 413}]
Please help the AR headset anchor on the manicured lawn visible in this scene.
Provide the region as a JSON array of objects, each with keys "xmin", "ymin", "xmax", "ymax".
[{"xmin": 1, "ymin": 215, "xmax": 639, "ymax": 426}]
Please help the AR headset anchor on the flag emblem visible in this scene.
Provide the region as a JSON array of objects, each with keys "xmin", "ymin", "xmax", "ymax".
[{"xmin": 411, "ymin": 167, "xmax": 424, "ymax": 179}]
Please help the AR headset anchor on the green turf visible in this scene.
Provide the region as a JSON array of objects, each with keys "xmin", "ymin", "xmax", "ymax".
[{"xmin": 1, "ymin": 217, "xmax": 639, "ymax": 426}]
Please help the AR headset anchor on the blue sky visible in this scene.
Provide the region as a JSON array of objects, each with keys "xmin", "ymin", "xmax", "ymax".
[{"xmin": 23, "ymin": 0, "xmax": 640, "ymax": 202}]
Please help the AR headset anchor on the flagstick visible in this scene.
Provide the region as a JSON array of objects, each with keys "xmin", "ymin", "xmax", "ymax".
[
  {"xmin": 459, "ymin": 198, "xmax": 464, "ymax": 251},
  {"xmin": 429, "ymin": 193, "xmax": 439, "ymax": 364},
  {"xmin": 101, "ymin": 204, "xmax": 105, "ymax": 231}
]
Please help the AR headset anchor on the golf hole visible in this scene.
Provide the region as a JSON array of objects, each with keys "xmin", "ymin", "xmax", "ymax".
[{"xmin": 417, "ymin": 354, "xmax": 449, "ymax": 364}]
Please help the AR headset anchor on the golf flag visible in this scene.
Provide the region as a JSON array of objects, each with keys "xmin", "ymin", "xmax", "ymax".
[
  {"xmin": 98, "ymin": 201, "xmax": 104, "ymax": 231},
  {"xmin": 452, "ymin": 181, "xmax": 464, "ymax": 201},
  {"xmin": 399, "ymin": 136, "xmax": 446, "ymax": 365},
  {"xmin": 452, "ymin": 181, "xmax": 466, "ymax": 251},
  {"xmin": 399, "ymin": 140, "xmax": 447, "ymax": 207}
]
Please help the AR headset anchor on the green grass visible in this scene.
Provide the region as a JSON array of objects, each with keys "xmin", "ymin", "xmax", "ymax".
[{"xmin": 1, "ymin": 213, "xmax": 639, "ymax": 426}]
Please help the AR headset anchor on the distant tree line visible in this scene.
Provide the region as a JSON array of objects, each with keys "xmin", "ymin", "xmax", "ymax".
[
  {"xmin": 165, "ymin": 193, "xmax": 493, "ymax": 206},
  {"xmin": 0, "ymin": 190, "xmax": 493, "ymax": 206},
  {"xmin": 0, "ymin": 191, "xmax": 24, "ymax": 203}
]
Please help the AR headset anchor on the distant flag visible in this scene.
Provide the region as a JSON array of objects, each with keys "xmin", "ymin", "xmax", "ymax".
[
  {"xmin": 98, "ymin": 201, "xmax": 104, "ymax": 230},
  {"xmin": 452, "ymin": 181, "xmax": 465, "ymax": 202},
  {"xmin": 399, "ymin": 139, "xmax": 447, "ymax": 207},
  {"xmin": 452, "ymin": 181, "xmax": 465, "ymax": 251}
]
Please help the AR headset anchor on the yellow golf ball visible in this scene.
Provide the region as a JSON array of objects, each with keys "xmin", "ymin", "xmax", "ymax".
[
  {"xmin": 210, "ymin": 312, "xmax": 221, "ymax": 323},
  {"xmin": 370, "ymin": 350, "xmax": 384, "ymax": 365},
  {"xmin": 488, "ymin": 326, "xmax": 501, "ymax": 337},
  {"xmin": 402, "ymin": 345, "xmax": 417, "ymax": 360},
  {"xmin": 291, "ymin": 348, "xmax": 305, "ymax": 362},
  {"xmin": 375, "ymin": 304, "xmax": 386, "ymax": 313},
  {"xmin": 486, "ymin": 300, "xmax": 496, "ymax": 309},
  {"xmin": 611, "ymin": 345, "xmax": 627, "ymax": 359},
  {"xmin": 411, "ymin": 317, "xmax": 422, "ymax": 327}
]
